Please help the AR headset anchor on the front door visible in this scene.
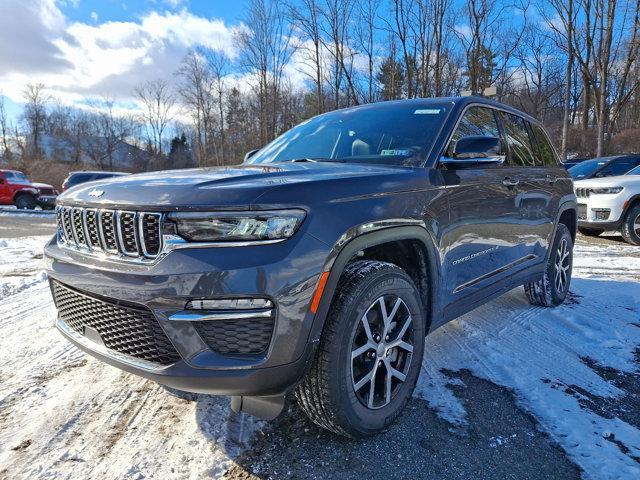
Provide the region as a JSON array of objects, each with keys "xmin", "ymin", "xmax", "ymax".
[{"xmin": 439, "ymin": 106, "xmax": 533, "ymax": 310}]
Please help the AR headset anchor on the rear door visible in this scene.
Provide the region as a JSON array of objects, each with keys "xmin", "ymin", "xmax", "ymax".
[
  {"xmin": 499, "ymin": 113, "xmax": 557, "ymax": 259},
  {"xmin": 440, "ymin": 106, "xmax": 532, "ymax": 306}
]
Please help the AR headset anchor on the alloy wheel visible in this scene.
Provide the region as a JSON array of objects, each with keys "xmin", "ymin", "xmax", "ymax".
[
  {"xmin": 350, "ymin": 295, "xmax": 414, "ymax": 409},
  {"xmin": 554, "ymin": 237, "xmax": 571, "ymax": 294},
  {"xmin": 634, "ymin": 213, "xmax": 640, "ymax": 237}
]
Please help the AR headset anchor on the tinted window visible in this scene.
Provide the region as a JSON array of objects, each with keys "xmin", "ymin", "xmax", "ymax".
[
  {"xmin": 531, "ymin": 123, "xmax": 558, "ymax": 166},
  {"xmin": 595, "ymin": 158, "xmax": 639, "ymax": 177},
  {"xmin": 568, "ymin": 159, "xmax": 608, "ymax": 179},
  {"xmin": 627, "ymin": 165, "xmax": 640, "ymax": 175},
  {"xmin": 449, "ymin": 107, "xmax": 500, "ymax": 148},
  {"xmin": 248, "ymin": 103, "xmax": 449, "ymax": 167},
  {"xmin": 502, "ymin": 113, "xmax": 537, "ymax": 167}
]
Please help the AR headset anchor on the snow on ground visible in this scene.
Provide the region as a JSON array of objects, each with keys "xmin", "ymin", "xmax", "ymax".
[
  {"xmin": 0, "ymin": 235, "xmax": 639, "ymax": 479},
  {"xmin": 417, "ymin": 237, "xmax": 640, "ymax": 479}
]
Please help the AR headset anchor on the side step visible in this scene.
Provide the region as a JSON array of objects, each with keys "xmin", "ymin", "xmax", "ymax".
[{"xmin": 230, "ymin": 394, "xmax": 285, "ymax": 420}]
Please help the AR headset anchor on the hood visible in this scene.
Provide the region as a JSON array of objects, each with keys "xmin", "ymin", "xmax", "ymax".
[
  {"xmin": 573, "ymin": 174, "xmax": 640, "ymax": 189},
  {"xmin": 57, "ymin": 162, "xmax": 418, "ymax": 210},
  {"xmin": 32, "ymin": 182, "xmax": 55, "ymax": 189}
]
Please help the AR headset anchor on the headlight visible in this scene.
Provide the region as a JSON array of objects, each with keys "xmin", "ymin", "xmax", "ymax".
[
  {"xmin": 165, "ymin": 210, "xmax": 306, "ymax": 242},
  {"xmin": 589, "ymin": 187, "xmax": 623, "ymax": 194}
]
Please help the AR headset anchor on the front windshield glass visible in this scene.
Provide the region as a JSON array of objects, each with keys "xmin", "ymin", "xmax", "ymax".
[
  {"xmin": 4, "ymin": 171, "xmax": 29, "ymax": 183},
  {"xmin": 626, "ymin": 165, "xmax": 640, "ymax": 175},
  {"xmin": 247, "ymin": 103, "xmax": 449, "ymax": 167},
  {"xmin": 568, "ymin": 159, "xmax": 608, "ymax": 179}
]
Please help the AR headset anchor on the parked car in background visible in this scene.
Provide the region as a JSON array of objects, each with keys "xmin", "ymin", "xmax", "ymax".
[
  {"xmin": 46, "ymin": 97, "xmax": 577, "ymax": 437},
  {"xmin": 0, "ymin": 169, "xmax": 41, "ymax": 209},
  {"xmin": 62, "ymin": 171, "xmax": 129, "ymax": 191},
  {"xmin": 575, "ymin": 165, "xmax": 640, "ymax": 245},
  {"xmin": 32, "ymin": 182, "xmax": 60, "ymax": 210},
  {"xmin": 568, "ymin": 154, "xmax": 640, "ymax": 180}
]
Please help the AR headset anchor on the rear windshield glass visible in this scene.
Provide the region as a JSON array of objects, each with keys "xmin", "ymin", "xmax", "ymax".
[{"xmin": 247, "ymin": 103, "xmax": 449, "ymax": 167}]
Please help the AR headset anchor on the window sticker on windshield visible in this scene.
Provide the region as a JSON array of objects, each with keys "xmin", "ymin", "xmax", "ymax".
[
  {"xmin": 414, "ymin": 109, "xmax": 441, "ymax": 114},
  {"xmin": 381, "ymin": 149, "xmax": 411, "ymax": 156}
]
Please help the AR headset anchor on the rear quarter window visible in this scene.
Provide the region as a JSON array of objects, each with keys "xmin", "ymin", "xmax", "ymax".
[
  {"xmin": 501, "ymin": 113, "xmax": 537, "ymax": 167},
  {"xmin": 530, "ymin": 123, "xmax": 559, "ymax": 166}
]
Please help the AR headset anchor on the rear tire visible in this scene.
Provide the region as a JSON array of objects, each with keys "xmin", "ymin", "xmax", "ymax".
[
  {"xmin": 14, "ymin": 194, "xmax": 37, "ymax": 210},
  {"xmin": 621, "ymin": 204, "xmax": 640, "ymax": 246},
  {"xmin": 578, "ymin": 227, "xmax": 602, "ymax": 237},
  {"xmin": 295, "ymin": 260, "xmax": 425, "ymax": 438},
  {"xmin": 524, "ymin": 224, "xmax": 573, "ymax": 307}
]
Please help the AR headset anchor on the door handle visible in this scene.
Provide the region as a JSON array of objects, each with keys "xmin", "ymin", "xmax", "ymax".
[{"xmin": 502, "ymin": 178, "xmax": 519, "ymax": 187}]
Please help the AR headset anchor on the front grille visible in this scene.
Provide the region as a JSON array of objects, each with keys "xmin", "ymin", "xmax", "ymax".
[
  {"xmin": 56, "ymin": 206, "xmax": 162, "ymax": 260},
  {"xmin": 576, "ymin": 187, "xmax": 590, "ymax": 198},
  {"xmin": 39, "ymin": 188, "xmax": 55, "ymax": 196},
  {"xmin": 52, "ymin": 281, "xmax": 181, "ymax": 365},
  {"xmin": 194, "ymin": 317, "xmax": 275, "ymax": 355},
  {"xmin": 578, "ymin": 204, "xmax": 587, "ymax": 220}
]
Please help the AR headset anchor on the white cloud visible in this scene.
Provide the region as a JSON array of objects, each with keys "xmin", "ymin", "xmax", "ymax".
[
  {"xmin": 0, "ymin": 1, "xmax": 239, "ymax": 112},
  {"xmin": 90, "ymin": 11, "xmax": 99, "ymax": 22}
]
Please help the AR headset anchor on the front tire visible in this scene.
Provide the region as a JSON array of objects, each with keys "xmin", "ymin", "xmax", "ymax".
[
  {"xmin": 14, "ymin": 194, "xmax": 37, "ymax": 210},
  {"xmin": 296, "ymin": 260, "xmax": 425, "ymax": 438},
  {"xmin": 621, "ymin": 204, "xmax": 640, "ymax": 246},
  {"xmin": 524, "ymin": 224, "xmax": 573, "ymax": 306}
]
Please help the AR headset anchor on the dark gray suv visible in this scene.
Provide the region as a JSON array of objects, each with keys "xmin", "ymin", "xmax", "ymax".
[{"xmin": 46, "ymin": 97, "xmax": 577, "ymax": 437}]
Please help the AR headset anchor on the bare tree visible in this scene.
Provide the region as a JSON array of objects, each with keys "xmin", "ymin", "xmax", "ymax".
[
  {"xmin": 236, "ymin": 0, "xmax": 297, "ymax": 143},
  {"xmin": 22, "ymin": 83, "xmax": 49, "ymax": 159},
  {"xmin": 0, "ymin": 94, "xmax": 12, "ymax": 161},
  {"xmin": 289, "ymin": 0, "xmax": 326, "ymax": 113},
  {"xmin": 354, "ymin": 0, "xmax": 382, "ymax": 103},
  {"xmin": 176, "ymin": 51, "xmax": 215, "ymax": 166},
  {"xmin": 134, "ymin": 79, "xmax": 175, "ymax": 158},
  {"xmin": 205, "ymin": 49, "xmax": 231, "ymax": 165}
]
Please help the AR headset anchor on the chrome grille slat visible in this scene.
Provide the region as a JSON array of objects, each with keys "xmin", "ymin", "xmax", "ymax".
[{"xmin": 56, "ymin": 207, "xmax": 162, "ymax": 262}]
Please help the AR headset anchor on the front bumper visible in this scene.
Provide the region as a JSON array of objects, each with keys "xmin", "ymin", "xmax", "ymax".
[
  {"xmin": 45, "ymin": 231, "xmax": 330, "ymax": 396},
  {"xmin": 576, "ymin": 193, "xmax": 626, "ymax": 231},
  {"xmin": 37, "ymin": 195, "xmax": 57, "ymax": 207}
]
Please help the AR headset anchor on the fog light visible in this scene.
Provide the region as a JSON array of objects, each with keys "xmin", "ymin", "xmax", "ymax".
[
  {"xmin": 593, "ymin": 209, "xmax": 610, "ymax": 220},
  {"xmin": 187, "ymin": 298, "xmax": 273, "ymax": 310}
]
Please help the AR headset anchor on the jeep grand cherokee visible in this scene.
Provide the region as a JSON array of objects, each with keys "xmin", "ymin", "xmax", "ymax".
[{"xmin": 45, "ymin": 97, "xmax": 577, "ymax": 437}]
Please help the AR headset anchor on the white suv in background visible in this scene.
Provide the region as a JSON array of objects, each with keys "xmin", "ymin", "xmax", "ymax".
[{"xmin": 575, "ymin": 165, "xmax": 640, "ymax": 245}]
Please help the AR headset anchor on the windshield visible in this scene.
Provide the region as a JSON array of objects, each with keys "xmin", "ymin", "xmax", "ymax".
[
  {"xmin": 568, "ymin": 159, "xmax": 608, "ymax": 179},
  {"xmin": 4, "ymin": 171, "xmax": 29, "ymax": 183},
  {"xmin": 247, "ymin": 103, "xmax": 449, "ymax": 167},
  {"xmin": 627, "ymin": 165, "xmax": 640, "ymax": 175}
]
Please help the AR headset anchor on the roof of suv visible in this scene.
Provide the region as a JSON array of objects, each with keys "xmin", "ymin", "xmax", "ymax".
[{"xmin": 332, "ymin": 96, "xmax": 541, "ymax": 126}]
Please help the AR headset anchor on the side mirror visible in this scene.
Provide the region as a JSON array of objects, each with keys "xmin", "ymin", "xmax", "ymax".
[
  {"xmin": 244, "ymin": 149, "xmax": 259, "ymax": 163},
  {"xmin": 441, "ymin": 135, "xmax": 505, "ymax": 167}
]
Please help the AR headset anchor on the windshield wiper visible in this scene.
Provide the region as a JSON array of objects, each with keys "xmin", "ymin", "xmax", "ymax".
[{"xmin": 289, "ymin": 157, "xmax": 345, "ymax": 163}]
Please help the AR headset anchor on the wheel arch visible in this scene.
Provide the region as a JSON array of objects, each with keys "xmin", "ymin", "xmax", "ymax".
[
  {"xmin": 622, "ymin": 194, "xmax": 640, "ymax": 219},
  {"xmin": 308, "ymin": 224, "xmax": 441, "ymax": 344}
]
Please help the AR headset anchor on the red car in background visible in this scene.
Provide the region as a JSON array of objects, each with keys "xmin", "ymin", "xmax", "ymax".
[{"xmin": 0, "ymin": 169, "xmax": 59, "ymax": 210}]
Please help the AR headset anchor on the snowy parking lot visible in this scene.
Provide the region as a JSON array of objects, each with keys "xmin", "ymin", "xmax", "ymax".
[{"xmin": 0, "ymin": 221, "xmax": 639, "ymax": 479}]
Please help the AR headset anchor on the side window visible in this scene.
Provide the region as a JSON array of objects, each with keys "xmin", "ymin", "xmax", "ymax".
[
  {"xmin": 502, "ymin": 113, "xmax": 537, "ymax": 167},
  {"xmin": 531, "ymin": 123, "xmax": 558, "ymax": 166},
  {"xmin": 448, "ymin": 106, "xmax": 501, "ymax": 154}
]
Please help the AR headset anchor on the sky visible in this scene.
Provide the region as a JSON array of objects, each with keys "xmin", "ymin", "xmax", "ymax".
[{"xmin": 0, "ymin": 0, "xmax": 252, "ymax": 122}]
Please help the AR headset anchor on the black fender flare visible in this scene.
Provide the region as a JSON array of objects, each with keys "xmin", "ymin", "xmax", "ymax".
[
  {"xmin": 307, "ymin": 223, "xmax": 442, "ymax": 344},
  {"xmin": 545, "ymin": 196, "xmax": 577, "ymax": 262}
]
